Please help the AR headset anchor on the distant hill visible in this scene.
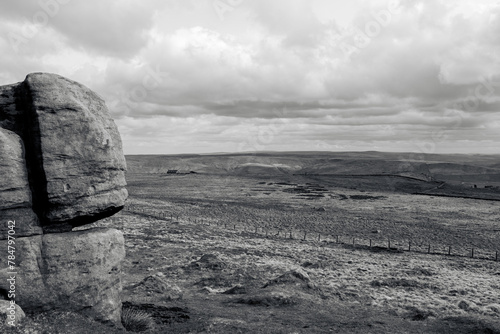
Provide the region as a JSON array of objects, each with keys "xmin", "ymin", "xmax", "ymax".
[{"xmin": 125, "ymin": 151, "xmax": 500, "ymax": 186}]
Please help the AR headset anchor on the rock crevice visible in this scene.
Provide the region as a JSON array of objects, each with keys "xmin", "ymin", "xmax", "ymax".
[{"xmin": 18, "ymin": 79, "xmax": 50, "ymax": 233}]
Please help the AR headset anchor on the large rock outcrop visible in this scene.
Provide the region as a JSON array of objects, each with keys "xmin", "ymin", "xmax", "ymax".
[
  {"xmin": 0, "ymin": 228, "xmax": 125, "ymax": 324},
  {"xmin": 1, "ymin": 73, "xmax": 127, "ymax": 233},
  {"xmin": 0, "ymin": 73, "xmax": 128, "ymax": 326},
  {"xmin": 23, "ymin": 73, "xmax": 128, "ymax": 231}
]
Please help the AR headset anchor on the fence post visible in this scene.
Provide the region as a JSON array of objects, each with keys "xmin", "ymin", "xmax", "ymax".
[
  {"xmin": 388, "ymin": 239, "xmax": 391, "ymax": 250},
  {"xmin": 408, "ymin": 241, "xmax": 411, "ymax": 252},
  {"xmin": 496, "ymin": 251, "xmax": 498, "ymax": 261},
  {"xmin": 336, "ymin": 235, "xmax": 339, "ymax": 243},
  {"xmin": 369, "ymin": 239, "xmax": 372, "ymax": 247},
  {"xmin": 427, "ymin": 244, "xmax": 431, "ymax": 254},
  {"xmin": 471, "ymin": 248, "xmax": 474, "ymax": 258},
  {"xmin": 303, "ymin": 231, "xmax": 307, "ymax": 240},
  {"xmin": 318, "ymin": 233, "xmax": 321, "ymax": 242},
  {"xmin": 448, "ymin": 246, "xmax": 451, "ymax": 255},
  {"xmin": 352, "ymin": 238, "xmax": 355, "ymax": 246}
]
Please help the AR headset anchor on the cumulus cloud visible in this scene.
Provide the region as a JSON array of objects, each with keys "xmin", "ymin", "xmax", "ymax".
[
  {"xmin": 0, "ymin": 0, "xmax": 158, "ymax": 57},
  {"xmin": 0, "ymin": 0, "xmax": 499, "ymax": 154}
]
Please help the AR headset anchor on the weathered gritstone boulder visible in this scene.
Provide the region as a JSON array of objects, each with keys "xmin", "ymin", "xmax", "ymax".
[
  {"xmin": 23, "ymin": 73, "xmax": 128, "ymax": 231},
  {"xmin": 0, "ymin": 72, "xmax": 127, "ymax": 233},
  {"xmin": 0, "ymin": 128, "xmax": 41, "ymax": 239},
  {"xmin": 0, "ymin": 228, "xmax": 125, "ymax": 325},
  {"xmin": 0, "ymin": 73, "xmax": 128, "ymax": 327},
  {"xmin": 0, "ymin": 300, "xmax": 26, "ymax": 327}
]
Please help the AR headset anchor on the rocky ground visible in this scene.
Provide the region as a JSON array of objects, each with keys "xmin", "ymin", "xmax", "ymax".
[{"xmin": 105, "ymin": 209, "xmax": 500, "ymax": 333}]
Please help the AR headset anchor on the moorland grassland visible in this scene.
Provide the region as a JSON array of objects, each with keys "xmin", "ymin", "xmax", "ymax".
[{"xmin": 6, "ymin": 152, "xmax": 500, "ymax": 333}]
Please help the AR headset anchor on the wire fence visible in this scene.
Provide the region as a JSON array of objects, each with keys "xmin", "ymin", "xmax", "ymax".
[{"xmin": 123, "ymin": 204, "xmax": 499, "ymax": 262}]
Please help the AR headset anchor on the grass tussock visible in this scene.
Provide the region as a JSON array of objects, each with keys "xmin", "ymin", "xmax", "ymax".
[
  {"xmin": 404, "ymin": 306, "xmax": 435, "ymax": 321},
  {"xmin": 370, "ymin": 278, "xmax": 436, "ymax": 290},
  {"xmin": 406, "ymin": 266, "xmax": 435, "ymax": 277},
  {"xmin": 121, "ymin": 307, "xmax": 156, "ymax": 332}
]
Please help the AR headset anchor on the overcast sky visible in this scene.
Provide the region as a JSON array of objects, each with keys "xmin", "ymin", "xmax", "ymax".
[{"xmin": 1, "ymin": 0, "xmax": 500, "ymax": 154}]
